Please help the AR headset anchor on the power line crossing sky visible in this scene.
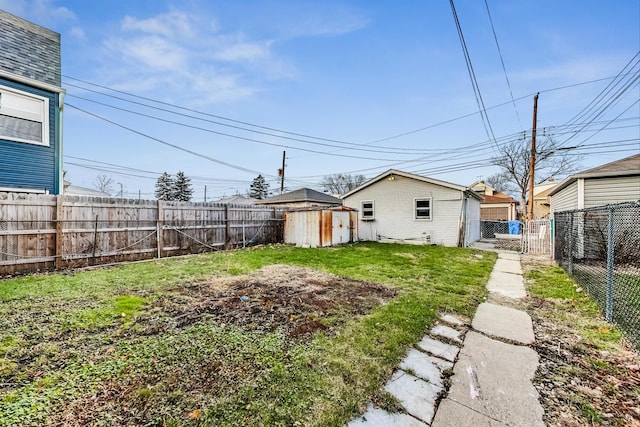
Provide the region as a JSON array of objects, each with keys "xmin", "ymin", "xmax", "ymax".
[{"xmin": 2, "ymin": 0, "xmax": 638, "ymax": 199}]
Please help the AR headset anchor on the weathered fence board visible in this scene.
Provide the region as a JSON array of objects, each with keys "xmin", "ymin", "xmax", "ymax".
[{"xmin": 0, "ymin": 193, "xmax": 283, "ymax": 275}]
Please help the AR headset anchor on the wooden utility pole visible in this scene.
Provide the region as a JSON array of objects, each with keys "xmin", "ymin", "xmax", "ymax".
[
  {"xmin": 280, "ymin": 151, "xmax": 286, "ymax": 194},
  {"xmin": 527, "ymin": 93, "xmax": 539, "ymax": 221}
]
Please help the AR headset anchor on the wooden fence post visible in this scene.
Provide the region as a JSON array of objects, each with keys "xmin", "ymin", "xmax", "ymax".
[
  {"xmin": 157, "ymin": 200, "xmax": 163, "ymax": 258},
  {"xmin": 55, "ymin": 194, "xmax": 63, "ymax": 269},
  {"xmin": 224, "ymin": 204, "xmax": 231, "ymax": 250}
]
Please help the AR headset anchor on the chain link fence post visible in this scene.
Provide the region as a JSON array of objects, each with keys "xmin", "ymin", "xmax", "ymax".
[{"xmin": 605, "ymin": 205, "xmax": 615, "ymax": 322}]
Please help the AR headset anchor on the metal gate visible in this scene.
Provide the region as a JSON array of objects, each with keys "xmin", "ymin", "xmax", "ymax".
[{"xmin": 523, "ymin": 220, "xmax": 552, "ymax": 256}]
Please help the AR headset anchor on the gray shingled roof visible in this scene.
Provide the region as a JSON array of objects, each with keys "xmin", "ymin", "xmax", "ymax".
[
  {"xmin": 256, "ymin": 188, "xmax": 341, "ymax": 205},
  {"xmin": 549, "ymin": 154, "xmax": 640, "ymax": 196},
  {"xmin": 0, "ymin": 10, "xmax": 61, "ymax": 87}
]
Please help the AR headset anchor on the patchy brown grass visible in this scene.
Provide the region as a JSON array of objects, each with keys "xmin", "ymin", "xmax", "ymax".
[{"xmin": 523, "ymin": 257, "xmax": 640, "ymax": 427}]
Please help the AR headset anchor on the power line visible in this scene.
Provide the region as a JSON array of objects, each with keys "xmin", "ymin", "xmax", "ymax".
[
  {"xmin": 66, "ymin": 103, "xmax": 270, "ymax": 178},
  {"xmin": 63, "ymin": 75, "xmax": 360, "ymax": 147},
  {"xmin": 66, "ymin": 92, "xmax": 449, "ymax": 157},
  {"xmin": 484, "ymin": 0, "xmax": 522, "ymax": 129},
  {"xmin": 449, "ymin": 0, "xmax": 498, "ymax": 150}
]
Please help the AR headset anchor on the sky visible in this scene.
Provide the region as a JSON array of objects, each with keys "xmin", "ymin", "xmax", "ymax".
[{"xmin": 2, "ymin": 0, "xmax": 639, "ymax": 200}]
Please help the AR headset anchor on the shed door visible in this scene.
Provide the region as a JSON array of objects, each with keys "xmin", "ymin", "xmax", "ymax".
[{"xmin": 332, "ymin": 212, "xmax": 350, "ymax": 245}]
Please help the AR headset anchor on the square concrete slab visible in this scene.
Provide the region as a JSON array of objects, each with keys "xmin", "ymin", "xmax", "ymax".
[
  {"xmin": 498, "ymin": 252, "xmax": 521, "ymax": 261},
  {"xmin": 472, "ymin": 303, "xmax": 535, "ymax": 345},
  {"xmin": 493, "ymin": 258, "xmax": 522, "ymax": 274},
  {"xmin": 487, "ymin": 270, "xmax": 526, "ymax": 299},
  {"xmin": 439, "ymin": 313, "xmax": 466, "ymax": 326},
  {"xmin": 431, "ymin": 324, "xmax": 463, "ymax": 343},
  {"xmin": 348, "ymin": 405, "xmax": 428, "ymax": 427},
  {"xmin": 438, "ymin": 331, "xmax": 544, "ymax": 426},
  {"xmin": 432, "ymin": 400, "xmax": 504, "ymax": 427},
  {"xmin": 399, "ymin": 348, "xmax": 451, "ymax": 387},
  {"xmin": 385, "ymin": 370, "xmax": 441, "ymax": 424},
  {"xmin": 417, "ymin": 336, "xmax": 460, "ymax": 362}
]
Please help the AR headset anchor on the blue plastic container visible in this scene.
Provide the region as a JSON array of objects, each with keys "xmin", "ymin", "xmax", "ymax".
[{"xmin": 508, "ymin": 220, "xmax": 521, "ymax": 235}]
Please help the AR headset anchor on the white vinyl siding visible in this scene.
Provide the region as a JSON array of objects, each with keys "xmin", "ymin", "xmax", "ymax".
[
  {"xmin": 0, "ymin": 84, "xmax": 49, "ymax": 146},
  {"xmin": 415, "ymin": 198, "xmax": 432, "ymax": 220},
  {"xmin": 583, "ymin": 176, "xmax": 640, "ymax": 208},
  {"xmin": 343, "ymin": 174, "xmax": 476, "ymax": 246},
  {"xmin": 361, "ymin": 200, "xmax": 374, "ymax": 220},
  {"xmin": 551, "ymin": 181, "xmax": 579, "ymax": 213}
]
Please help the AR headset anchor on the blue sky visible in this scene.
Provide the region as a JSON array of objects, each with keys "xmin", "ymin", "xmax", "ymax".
[{"xmin": 2, "ymin": 0, "xmax": 639, "ymax": 199}]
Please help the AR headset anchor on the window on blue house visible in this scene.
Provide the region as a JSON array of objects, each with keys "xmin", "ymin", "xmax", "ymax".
[{"xmin": 0, "ymin": 85, "xmax": 49, "ymax": 146}]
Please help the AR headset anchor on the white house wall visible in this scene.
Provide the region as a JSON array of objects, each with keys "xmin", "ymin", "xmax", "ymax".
[
  {"xmin": 343, "ymin": 175, "xmax": 468, "ymax": 246},
  {"xmin": 583, "ymin": 176, "xmax": 640, "ymax": 208}
]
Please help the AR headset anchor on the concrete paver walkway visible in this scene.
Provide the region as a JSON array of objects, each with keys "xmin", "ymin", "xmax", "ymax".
[
  {"xmin": 432, "ymin": 253, "xmax": 543, "ymax": 426},
  {"xmin": 348, "ymin": 252, "xmax": 544, "ymax": 426}
]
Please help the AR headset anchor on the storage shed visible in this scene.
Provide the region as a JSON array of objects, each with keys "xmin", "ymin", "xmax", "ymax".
[{"xmin": 283, "ymin": 206, "xmax": 356, "ymax": 248}]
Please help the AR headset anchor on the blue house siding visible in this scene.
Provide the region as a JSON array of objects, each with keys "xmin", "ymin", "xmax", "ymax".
[{"xmin": 0, "ymin": 77, "xmax": 59, "ymax": 193}]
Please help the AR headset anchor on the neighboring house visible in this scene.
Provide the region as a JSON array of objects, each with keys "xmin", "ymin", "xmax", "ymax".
[
  {"xmin": 531, "ymin": 180, "xmax": 557, "ymax": 219},
  {"xmin": 63, "ymin": 181, "xmax": 110, "ymax": 197},
  {"xmin": 0, "ymin": 10, "xmax": 64, "ymax": 194},
  {"xmin": 549, "ymin": 154, "xmax": 640, "ymax": 213},
  {"xmin": 256, "ymin": 188, "xmax": 342, "ymax": 208},
  {"xmin": 342, "ymin": 169, "xmax": 482, "ymax": 247},
  {"xmin": 470, "ymin": 181, "xmax": 519, "ymax": 220},
  {"xmin": 216, "ymin": 195, "xmax": 259, "ymax": 205}
]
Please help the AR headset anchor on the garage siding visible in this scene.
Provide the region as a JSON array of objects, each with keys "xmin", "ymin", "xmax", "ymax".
[
  {"xmin": 583, "ymin": 176, "xmax": 640, "ymax": 208},
  {"xmin": 551, "ymin": 181, "xmax": 579, "ymax": 213}
]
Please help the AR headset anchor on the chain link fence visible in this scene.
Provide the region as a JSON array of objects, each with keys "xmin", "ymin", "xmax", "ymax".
[{"xmin": 554, "ymin": 201, "xmax": 640, "ymax": 350}]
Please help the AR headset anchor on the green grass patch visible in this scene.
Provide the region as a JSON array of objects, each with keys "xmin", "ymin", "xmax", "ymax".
[
  {"xmin": 525, "ymin": 264, "xmax": 624, "ymax": 349},
  {"xmin": 0, "ymin": 242, "xmax": 496, "ymax": 426}
]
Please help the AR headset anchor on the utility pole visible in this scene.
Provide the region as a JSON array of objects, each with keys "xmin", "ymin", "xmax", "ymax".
[
  {"xmin": 527, "ymin": 93, "xmax": 539, "ymax": 221},
  {"xmin": 280, "ymin": 150, "xmax": 286, "ymax": 194},
  {"xmin": 204, "ymin": 185, "xmax": 207, "ymax": 203}
]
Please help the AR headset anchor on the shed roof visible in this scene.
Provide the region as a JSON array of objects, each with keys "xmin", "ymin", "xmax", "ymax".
[
  {"xmin": 256, "ymin": 188, "xmax": 342, "ymax": 205},
  {"xmin": 548, "ymin": 154, "xmax": 640, "ymax": 196},
  {"xmin": 341, "ymin": 169, "xmax": 483, "ymax": 201},
  {"xmin": 482, "ymin": 194, "xmax": 519, "ymax": 204}
]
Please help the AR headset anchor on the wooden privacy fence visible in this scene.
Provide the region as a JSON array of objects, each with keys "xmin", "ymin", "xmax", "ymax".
[{"xmin": 0, "ymin": 193, "xmax": 283, "ymax": 275}]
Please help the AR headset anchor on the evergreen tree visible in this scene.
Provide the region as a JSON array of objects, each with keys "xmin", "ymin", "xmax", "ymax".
[
  {"xmin": 155, "ymin": 172, "xmax": 174, "ymax": 201},
  {"xmin": 249, "ymin": 174, "xmax": 270, "ymax": 199},
  {"xmin": 173, "ymin": 171, "xmax": 193, "ymax": 202}
]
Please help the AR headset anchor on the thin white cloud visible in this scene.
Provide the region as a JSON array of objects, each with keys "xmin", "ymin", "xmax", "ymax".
[
  {"xmin": 0, "ymin": 0, "xmax": 76, "ymax": 27},
  {"xmin": 512, "ymin": 54, "xmax": 632, "ymax": 85},
  {"xmin": 121, "ymin": 11, "xmax": 195, "ymax": 38},
  {"xmin": 276, "ymin": 3, "xmax": 369, "ymax": 38},
  {"xmin": 109, "ymin": 35, "xmax": 188, "ymax": 71},
  {"xmin": 214, "ymin": 39, "xmax": 272, "ymax": 62},
  {"xmin": 69, "ymin": 26, "xmax": 86, "ymax": 39}
]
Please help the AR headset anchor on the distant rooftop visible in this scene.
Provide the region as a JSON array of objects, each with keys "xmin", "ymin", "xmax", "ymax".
[{"xmin": 256, "ymin": 188, "xmax": 342, "ymax": 205}]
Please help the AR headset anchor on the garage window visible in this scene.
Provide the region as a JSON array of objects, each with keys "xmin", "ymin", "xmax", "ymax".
[{"xmin": 0, "ymin": 85, "xmax": 49, "ymax": 146}]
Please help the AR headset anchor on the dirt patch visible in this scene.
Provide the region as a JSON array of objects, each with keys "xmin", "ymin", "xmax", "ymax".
[
  {"xmin": 527, "ymin": 300, "xmax": 640, "ymax": 426},
  {"xmin": 521, "ymin": 258, "xmax": 640, "ymax": 426},
  {"xmin": 137, "ymin": 264, "xmax": 397, "ymax": 338}
]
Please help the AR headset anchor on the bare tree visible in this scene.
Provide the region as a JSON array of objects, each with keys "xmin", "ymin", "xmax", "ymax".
[
  {"xmin": 484, "ymin": 172, "xmax": 516, "ymax": 195},
  {"xmin": 93, "ymin": 174, "xmax": 115, "ymax": 196},
  {"xmin": 321, "ymin": 173, "xmax": 367, "ymax": 195},
  {"xmin": 493, "ymin": 136, "xmax": 580, "ymax": 217}
]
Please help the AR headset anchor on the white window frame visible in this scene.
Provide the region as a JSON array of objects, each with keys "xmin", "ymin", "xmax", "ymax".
[
  {"xmin": 0, "ymin": 84, "xmax": 49, "ymax": 146},
  {"xmin": 414, "ymin": 197, "xmax": 432, "ymax": 220},
  {"xmin": 361, "ymin": 200, "xmax": 375, "ymax": 220}
]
